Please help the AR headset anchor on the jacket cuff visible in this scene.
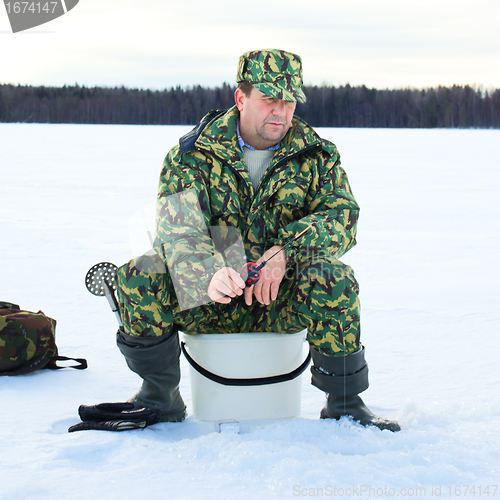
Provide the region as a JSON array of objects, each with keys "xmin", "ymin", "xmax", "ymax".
[{"xmin": 269, "ymin": 232, "xmax": 300, "ymax": 266}]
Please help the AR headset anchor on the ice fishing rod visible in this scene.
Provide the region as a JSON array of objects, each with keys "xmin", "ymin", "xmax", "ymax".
[{"xmin": 240, "ymin": 222, "xmax": 317, "ymax": 287}]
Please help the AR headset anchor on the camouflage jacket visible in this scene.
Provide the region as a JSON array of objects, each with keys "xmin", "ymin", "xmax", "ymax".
[{"xmin": 154, "ymin": 106, "xmax": 359, "ymax": 307}]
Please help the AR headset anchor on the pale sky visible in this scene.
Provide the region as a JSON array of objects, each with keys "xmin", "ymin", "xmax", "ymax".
[{"xmin": 1, "ymin": 0, "xmax": 499, "ymax": 91}]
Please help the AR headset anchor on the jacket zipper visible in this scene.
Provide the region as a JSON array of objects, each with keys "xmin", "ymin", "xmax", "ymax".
[{"xmin": 255, "ymin": 143, "xmax": 320, "ymax": 198}]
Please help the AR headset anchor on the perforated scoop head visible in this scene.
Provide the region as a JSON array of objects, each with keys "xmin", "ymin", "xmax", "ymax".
[{"xmin": 85, "ymin": 262, "xmax": 118, "ymax": 296}]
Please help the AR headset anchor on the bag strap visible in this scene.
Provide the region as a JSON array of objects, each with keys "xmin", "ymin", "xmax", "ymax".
[
  {"xmin": 180, "ymin": 341, "xmax": 310, "ymax": 387},
  {"xmin": 0, "ymin": 356, "xmax": 88, "ymax": 375},
  {"xmin": 46, "ymin": 356, "xmax": 88, "ymax": 370}
]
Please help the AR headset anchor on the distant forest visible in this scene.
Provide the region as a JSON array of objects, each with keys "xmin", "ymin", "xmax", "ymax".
[{"xmin": 0, "ymin": 82, "xmax": 499, "ymax": 128}]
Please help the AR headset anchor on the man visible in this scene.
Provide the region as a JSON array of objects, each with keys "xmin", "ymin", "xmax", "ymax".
[{"xmin": 116, "ymin": 49, "xmax": 400, "ymax": 432}]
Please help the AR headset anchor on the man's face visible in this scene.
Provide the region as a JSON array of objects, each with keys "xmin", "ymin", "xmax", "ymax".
[{"xmin": 235, "ymin": 87, "xmax": 296, "ymax": 150}]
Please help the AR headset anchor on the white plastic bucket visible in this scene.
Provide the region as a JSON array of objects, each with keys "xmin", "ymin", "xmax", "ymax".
[{"xmin": 182, "ymin": 330, "xmax": 308, "ymax": 421}]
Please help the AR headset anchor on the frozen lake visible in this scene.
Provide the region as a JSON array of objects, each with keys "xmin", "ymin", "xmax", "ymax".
[{"xmin": 1, "ymin": 123, "xmax": 499, "ymax": 499}]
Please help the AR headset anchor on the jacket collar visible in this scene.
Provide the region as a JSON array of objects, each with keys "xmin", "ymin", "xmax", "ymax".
[{"xmin": 195, "ymin": 106, "xmax": 322, "ymax": 167}]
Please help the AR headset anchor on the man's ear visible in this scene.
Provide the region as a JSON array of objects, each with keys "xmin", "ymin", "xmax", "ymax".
[{"xmin": 234, "ymin": 88, "xmax": 245, "ymax": 112}]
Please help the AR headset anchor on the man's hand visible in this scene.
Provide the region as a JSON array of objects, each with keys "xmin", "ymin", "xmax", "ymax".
[
  {"xmin": 245, "ymin": 245, "xmax": 286, "ymax": 306},
  {"xmin": 207, "ymin": 267, "xmax": 246, "ymax": 304}
]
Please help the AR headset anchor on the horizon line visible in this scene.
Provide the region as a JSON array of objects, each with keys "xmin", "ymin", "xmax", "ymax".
[{"xmin": 0, "ymin": 81, "xmax": 498, "ymax": 93}]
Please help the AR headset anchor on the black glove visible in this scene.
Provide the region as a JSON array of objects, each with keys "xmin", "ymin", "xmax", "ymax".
[{"xmin": 68, "ymin": 402, "xmax": 161, "ymax": 432}]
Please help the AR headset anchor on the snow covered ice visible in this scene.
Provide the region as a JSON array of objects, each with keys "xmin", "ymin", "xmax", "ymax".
[{"xmin": 1, "ymin": 123, "xmax": 499, "ymax": 499}]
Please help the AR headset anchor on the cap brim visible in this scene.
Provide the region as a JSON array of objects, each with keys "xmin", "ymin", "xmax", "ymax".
[{"xmin": 253, "ymin": 82, "xmax": 307, "ymax": 104}]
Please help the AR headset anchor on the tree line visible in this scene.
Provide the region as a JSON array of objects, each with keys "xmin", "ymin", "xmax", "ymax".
[{"xmin": 0, "ymin": 82, "xmax": 499, "ymax": 128}]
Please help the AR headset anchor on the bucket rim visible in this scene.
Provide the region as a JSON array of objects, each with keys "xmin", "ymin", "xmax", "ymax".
[{"xmin": 181, "ymin": 330, "xmax": 307, "ymax": 343}]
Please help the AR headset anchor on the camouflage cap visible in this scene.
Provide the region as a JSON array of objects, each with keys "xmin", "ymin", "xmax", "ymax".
[{"xmin": 236, "ymin": 49, "xmax": 307, "ymax": 103}]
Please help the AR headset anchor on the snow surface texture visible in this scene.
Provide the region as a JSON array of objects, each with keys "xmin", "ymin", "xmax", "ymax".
[{"xmin": 1, "ymin": 124, "xmax": 499, "ymax": 499}]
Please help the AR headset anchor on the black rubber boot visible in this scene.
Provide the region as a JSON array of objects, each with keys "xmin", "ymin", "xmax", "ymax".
[
  {"xmin": 117, "ymin": 329, "xmax": 186, "ymax": 423},
  {"xmin": 310, "ymin": 346, "xmax": 400, "ymax": 432}
]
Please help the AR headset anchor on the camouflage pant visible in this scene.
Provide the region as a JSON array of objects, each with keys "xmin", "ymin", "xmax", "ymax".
[{"xmin": 116, "ymin": 253, "xmax": 361, "ymax": 357}]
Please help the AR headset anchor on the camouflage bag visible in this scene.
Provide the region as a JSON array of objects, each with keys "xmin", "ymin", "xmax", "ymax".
[{"xmin": 0, "ymin": 301, "xmax": 87, "ymax": 375}]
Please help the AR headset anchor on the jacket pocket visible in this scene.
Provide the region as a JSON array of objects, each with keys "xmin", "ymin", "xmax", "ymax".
[{"xmin": 267, "ymin": 179, "xmax": 309, "ymax": 226}]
